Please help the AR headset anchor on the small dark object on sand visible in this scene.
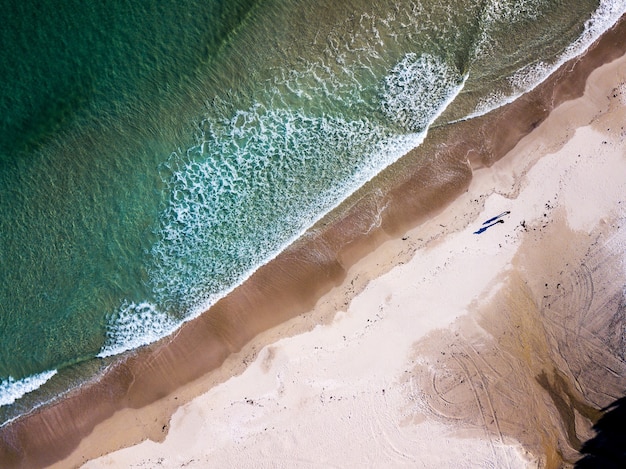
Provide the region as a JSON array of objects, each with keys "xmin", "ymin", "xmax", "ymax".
[
  {"xmin": 474, "ymin": 219, "xmax": 504, "ymax": 235},
  {"xmin": 482, "ymin": 210, "xmax": 511, "ymax": 225}
]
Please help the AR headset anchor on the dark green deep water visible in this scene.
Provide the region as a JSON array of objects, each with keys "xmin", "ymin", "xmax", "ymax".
[{"xmin": 0, "ymin": 0, "xmax": 622, "ymax": 422}]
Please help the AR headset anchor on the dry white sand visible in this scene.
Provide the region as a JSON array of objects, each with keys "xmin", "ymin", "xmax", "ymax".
[{"xmin": 82, "ymin": 52, "xmax": 626, "ymax": 469}]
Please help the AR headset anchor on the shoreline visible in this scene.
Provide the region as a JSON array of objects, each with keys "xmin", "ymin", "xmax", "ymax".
[
  {"xmin": 85, "ymin": 39, "xmax": 626, "ymax": 468},
  {"xmin": 1, "ymin": 14, "xmax": 626, "ymax": 469}
]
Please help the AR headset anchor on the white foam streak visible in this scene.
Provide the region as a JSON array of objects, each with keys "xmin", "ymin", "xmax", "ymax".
[
  {"xmin": 0, "ymin": 369, "xmax": 58, "ymax": 407},
  {"xmin": 463, "ymin": 0, "xmax": 626, "ymax": 121},
  {"xmin": 381, "ymin": 53, "xmax": 465, "ymax": 131},
  {"xmin": 98, "ymin": 301, "xmax": 178, "ymax": 358},
  {"xmin": 192, "ymin": 75, "xmax": 467, "ymax": 315},
  {"xmin": 99, "ymin": 62, "xmax": 468, "ymax": 360},
  {"xmin": 94, "ymin": 3, "xmax": 626, "ymax": 361}
]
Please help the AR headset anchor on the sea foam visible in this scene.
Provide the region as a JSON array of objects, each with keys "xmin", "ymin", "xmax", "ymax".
[
  {"xmin": 381, "ymin": 53, "xmax": 463, "ymax": 131},
  {"xmin": 468, "ymin": 0, "xmax": 626, "ymax": 120},
  {"xmin": 99, "ymin": 52, "xmax": 467, "ymax": 359},
  {"xmin": 98, "ymin": 301, "xmax": 178, "ymax": 358},
  {"xmin": 0, "ymin": 369, "xmax": 58, "ymax": 407},
  {"xmin": 96, "ymin": 1, "xmax": 624, "ymax": 361}
]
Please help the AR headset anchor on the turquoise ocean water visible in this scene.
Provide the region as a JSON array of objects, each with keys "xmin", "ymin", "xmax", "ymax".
[{"xmin": 0, "ymin": 0, "xmax": 624, "ymax": 424}]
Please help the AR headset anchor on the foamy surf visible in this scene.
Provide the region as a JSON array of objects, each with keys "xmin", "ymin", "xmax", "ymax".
[
  {"xmin": 98, "ymin": 54, "xmax": 468, "ymax": 359},
  {"xmin": 0, "ymin": 369, "xmax": 58, "ymax": 408},
  {"xmin": 3, "ymin": 0, "xmax": 620, "ymax": 430},
  {"xmin": 98, "ymin": 301, "xmax": 179, "ymax": 358},
  {"xmin": 464, "ymin": 0, "xmax": 626, "ymax": 121},
  {"xmin": 381, "ymin": 53, "xmax": 464, "ymax": 131}
]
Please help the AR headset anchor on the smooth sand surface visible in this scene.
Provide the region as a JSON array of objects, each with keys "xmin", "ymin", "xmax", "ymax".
[{"xmin": 81, "ymin": 45, "xmax": 626, "ymax": 469}]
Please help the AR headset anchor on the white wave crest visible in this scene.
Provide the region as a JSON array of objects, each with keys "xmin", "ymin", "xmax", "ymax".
[
  {"xmin": 381, "ymin": 53, "xmax": 463, "ymax": 131},
  {"xmin": 98, "ymin": 301, "xmax": 178, "ymax": 358},
  {"xmin": 0, "ymin": 369, "xmax": 58, "ymax": 407},
  {"xmin": 485, "ymin": 0, "xmax": 542, "ymax": 23},
  {"xmin": 151, "ymin": 68, "xmax": 468, "ymax": 319},
  {"xmin": 473, "ymin": 0, "xmax": 544, "ymax": 56},
  {"xmin": 468, "ymin": 0, "xmax": 626, "ymax": 120},
  {"xmin": 98, "ymin": 46, "xmax": 470, "ymax": 361}
]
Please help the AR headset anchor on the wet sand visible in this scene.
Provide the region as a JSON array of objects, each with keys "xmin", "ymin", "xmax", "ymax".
[{"xmin": 1, "ymin": 15, "xmax": 626, "ymax": 469}]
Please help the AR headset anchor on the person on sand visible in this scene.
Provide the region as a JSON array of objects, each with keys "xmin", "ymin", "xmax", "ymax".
[{"xmin": 474, "ymin": 218, "xmax": 504, "ymax": 235}]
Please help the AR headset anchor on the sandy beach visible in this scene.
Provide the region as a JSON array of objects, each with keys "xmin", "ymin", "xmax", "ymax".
[
  {"xmin": 79, "ymin": 26, "xmax": 626, "ymax": 469},
  {"xmin": 1, "ymin": 14, "xmax": 625, "ymax": 469}
]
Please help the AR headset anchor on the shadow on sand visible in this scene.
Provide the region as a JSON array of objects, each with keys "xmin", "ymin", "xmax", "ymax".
[{"xmin": 575, "ymin": 396, "xmax": 626, "ymax": 469}]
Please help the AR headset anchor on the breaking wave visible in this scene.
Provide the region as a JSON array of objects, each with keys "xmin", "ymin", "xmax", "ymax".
[{"xmin": 0, "ymin": 369, "xmax": 58, "ymax": 408}]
